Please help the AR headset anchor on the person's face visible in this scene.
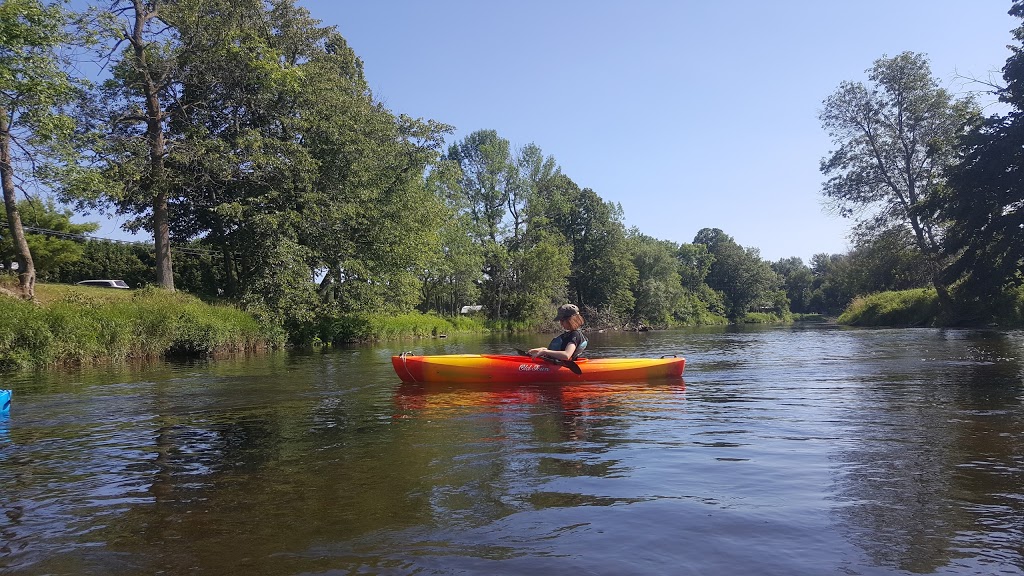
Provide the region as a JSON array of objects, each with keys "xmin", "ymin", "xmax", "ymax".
[{"xmin": 559, "ymin": 318, "xmax": 572, "ymax": 330}]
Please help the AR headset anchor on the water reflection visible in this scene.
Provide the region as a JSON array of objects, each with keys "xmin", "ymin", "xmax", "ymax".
[
  {"xmin": 830, "ymin": 329, "xmax": 1024, "ymax": 573},
  {"xmin": 1, "ymin": 327, "xmax": 1022, "ymax": 575}
]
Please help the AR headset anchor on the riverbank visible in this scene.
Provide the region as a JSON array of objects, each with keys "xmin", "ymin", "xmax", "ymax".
[
  {"xmin": 0, "ymin": 283, "xmax": 284, "ymax": 372},
  {"xmin": 838, "ymin": 287, "xmax": 1024, "ymax": 327},
  {"xmin": 0, "ymin": 279, "xmax": 810, "ymax": 373}
]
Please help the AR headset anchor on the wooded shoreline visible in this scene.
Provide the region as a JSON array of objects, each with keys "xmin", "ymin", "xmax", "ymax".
[{"xmin": 2, "ymin": 282, "xmax": 1019, "ymax": 375}]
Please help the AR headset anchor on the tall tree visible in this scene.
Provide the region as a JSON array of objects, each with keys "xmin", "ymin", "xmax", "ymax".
[
  {"xmin": 446, "ymin": 132, "xmax": 574, "ymax": 323},
  {"xmin": 71, "ymin": 0, "xmax": 195, "ymax": 291},
  {"xmin": 819, "ymin": 52, "xmax": 981, "ymax": 313},
  {"xmin": 694, "ymin": 228, "xmax": 780, "ymax": 320},
  {"xmin": 419, "ymin": 159, "xmax": 483, "ymax": 315},
  {"xmin": 937, "ymin": 2, "xmax": 1024, "ymax": 320},
  {"xmin": 0, "ymin": 0, "xmax": 78, "ymax": 298},
  {"xmin": 530, "ymin": 174, "xmax": 636, "ymax": 320},
  {"xmin": 772, "ymin": 257, "xmax": 814, "ymax": 314},
  {"xmin": 809, "ymin": 252, "xmax": 858, "ymax": 316},
  {"xmin": 629, "ymin": 233, "xmax": 684, "ymax": 326}
]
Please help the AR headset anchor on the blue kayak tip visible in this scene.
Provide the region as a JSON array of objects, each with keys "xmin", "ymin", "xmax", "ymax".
[{"xmin": 1, "ymin": 389, "xmax": 10, "ymax": 415}]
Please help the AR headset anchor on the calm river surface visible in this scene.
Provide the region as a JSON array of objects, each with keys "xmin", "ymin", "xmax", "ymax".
[{"xmin": 1, "ymin": 324, "xmax": 1023, "ymax": 575}]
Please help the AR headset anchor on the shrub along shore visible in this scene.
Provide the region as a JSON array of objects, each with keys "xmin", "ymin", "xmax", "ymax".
[
  {"xmin": 838, "ymin": 287, "xmax": 1024, "ymax": 327},
  {"xmin": 0, "ymin": 282, "xmax": 496, "ymax": 372},
  {"xmin": 9, "ymin": 281, "xmax": 1017, "ymax": 374},
  {"xmin": 0, "ymin": 284, "xmax": 285, "ymax": 372}
]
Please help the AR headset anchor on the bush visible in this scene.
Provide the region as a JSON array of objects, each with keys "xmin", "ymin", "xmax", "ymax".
[
  {"xmin": 838, "ymin": 288, "xmax": 938, "ymax": 327},
  {"xmin": 740, "ymin": 311, "xmax": 791, "ymax": 324},
  {"xmin": 316, "ymin": 311, "xmax": 487, "ymax": 344},
  {"xmin": 0, "ymin": 284, "xmax": 283, "ymax": 372}
]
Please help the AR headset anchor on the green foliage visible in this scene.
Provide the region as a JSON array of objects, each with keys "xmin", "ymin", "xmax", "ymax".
[
  {"xmin": 741, "ymin": 311, "xmax": 791, "ymax": 324},
  {"xmin": 819, "ymin": 53, "xmax": 980, "ymax": 243},
  {"xmin": 239, "ymin": 238, "xmax": 320, "ymax": 342},
  {"xmin": 0, "ymin": 198, "xmax": 98, "ymax": 275},
  {"xmin": 935, "ymin": 4, "xmax": 1024, "ymax": 315},
  {"xmin": 500, "ymin": 232, "xmax": 571, "ymax": 322},
  {"xmin": 629, "ymin": 233, "xmax": 684, "ymax": 326},
  {"xmin": 0, "ymin": 285, "xmax": 282, "ymax": 372},
  {"xmin": 0, "ymin": 296, "xmax": 54, "ymax": 370},
  {"xmin": 838, "ymin": 288, "xmax": 938, "ymax": 326},
  {"xmin": 1, "ymin": 0, "xmax": 84, "ymax": 296},
  {"xmin": 315, "ymin": 311, "xmax": 487, "ymax": 344},
  {"xmin": 44, "ymin": 240, "xmax": 153, "ymax": 288},
  {"xmin": 820, "ymin": 52, "xmax": 981, "ymax": 318},
  {"xmin": 528, "ymin": 173, "xmax": 636, "ymax": 321},
  {"xmin": 677, "ymin": 242, "xmax": 714, "ymax": 290},
  {"xmin": 772, "ymin": 257, "xmax": 814, "ymax": 313},
  {"xmin": 695, "ymin": 228, "xmax": 781, "ymax": 320}
]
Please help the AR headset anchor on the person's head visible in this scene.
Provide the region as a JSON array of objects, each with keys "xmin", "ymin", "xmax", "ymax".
[{"xmin": 555, "ymin": 303, "xmax": 584, "ymax": 330}]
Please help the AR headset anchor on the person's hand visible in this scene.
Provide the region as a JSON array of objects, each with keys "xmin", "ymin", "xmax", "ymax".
[{"xmin": 527, "ymin": 347, "xmax": 545, "ymax": 358}]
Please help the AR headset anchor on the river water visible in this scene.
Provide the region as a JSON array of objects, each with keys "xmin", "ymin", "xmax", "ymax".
[{"xmin": 1, "ymin": 324, "xmax": 1022, "ymax": 575}]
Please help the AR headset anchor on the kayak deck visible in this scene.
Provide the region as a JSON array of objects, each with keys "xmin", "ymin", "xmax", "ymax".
[{"xmin": 392, "ymin": 353, "xmax": 685, "ymax": 384}]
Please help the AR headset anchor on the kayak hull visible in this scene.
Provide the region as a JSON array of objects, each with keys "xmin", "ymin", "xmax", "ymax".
[{"xmin": 391, "ymin": 354, "xmax": 685, "ymax": 384}]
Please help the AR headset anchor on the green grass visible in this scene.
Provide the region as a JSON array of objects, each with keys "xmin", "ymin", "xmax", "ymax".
[
  {"xmin": 0, "ymin": 283, "xmax": 283, "ymax": 372},
  {"xmin": 740, "ymin": 311, "xmax": 792, "ymax": 324},
  {"xmin": 316, "ymin": 311, "xmax": 488, "ymax": 344},
  {"xmin": 838, "ymin": 288, "xmax": 938, "ymax": 327}
]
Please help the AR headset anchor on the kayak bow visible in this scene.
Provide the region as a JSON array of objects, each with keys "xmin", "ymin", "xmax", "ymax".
[{"xmin": 392, "ymin": 353, "xmax": 685, "ymax": 384}]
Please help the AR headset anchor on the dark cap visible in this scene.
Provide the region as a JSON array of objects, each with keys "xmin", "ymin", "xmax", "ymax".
[{"xmin": 555, "ymin": 303, "xmax": 580, "ymax": 321}]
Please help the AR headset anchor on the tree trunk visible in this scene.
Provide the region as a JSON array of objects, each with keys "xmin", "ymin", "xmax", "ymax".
[
  {"xmin": 132, "ymin": 0, "xmax": 174, "ymax": 291},
  {"xmin": 0, "ymin": 107, "xmax": 35, "ymax": 299},
  {"xmin": 153, "ymin": 191, "xmax": 174, "ymax": 290}
]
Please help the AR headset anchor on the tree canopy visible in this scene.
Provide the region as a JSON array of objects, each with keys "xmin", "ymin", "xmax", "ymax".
[
  {"xmin": 6, "ymin": 1, "xmax": 1024, "ymax": 332},
  {"xmin": 936, "ymin": 2, "xmax": 1024, "ymax": 321},
  {"xmin": 819, "ymin": 52, "xmax": 982, "ymax": 313}
]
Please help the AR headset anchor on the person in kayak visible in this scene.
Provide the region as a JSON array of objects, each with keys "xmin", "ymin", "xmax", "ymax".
[{"xmin": 528, "ymin": 304, "xmax": 588, "ymax": 361}]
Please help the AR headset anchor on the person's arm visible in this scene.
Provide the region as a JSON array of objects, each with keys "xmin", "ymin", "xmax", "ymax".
[{"xmin": 528, "ymin": 342, "xmax": 576, "ymax": 361}]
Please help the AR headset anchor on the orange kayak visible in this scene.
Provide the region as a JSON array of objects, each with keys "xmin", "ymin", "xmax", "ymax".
[{"xmin": 391, "ymin": 353, "xmax": 685, "ymax": 384}]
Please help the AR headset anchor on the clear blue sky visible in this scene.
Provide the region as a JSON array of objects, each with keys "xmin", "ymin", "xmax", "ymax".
[{"xmin": 96, "ymin": 1, "xmax": 1018, "ymax": 263}]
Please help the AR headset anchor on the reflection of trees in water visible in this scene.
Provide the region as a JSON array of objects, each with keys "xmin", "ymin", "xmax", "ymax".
[
  {"xmin": 832, "ymin": 331, "xmax": 1024, "ymax": 573},
  {"xmin": 58, "ymin": 371, "xmax": 683, "ymax": 573}
]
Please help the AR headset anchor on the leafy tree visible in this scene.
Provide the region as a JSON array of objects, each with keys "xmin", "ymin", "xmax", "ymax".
[
  {"xmin": 694, "ymin": 228, "xmax": 780, "ymax": 319},
  {"xmin": 446, "ymin": 133, "xmax": 577, "ymax": 323},
  {"xmin": 676, "ymin": 242, "xmax": 714, "ymax": 291},
  {"xmin": 0, "ymin": 198, "xmax": 98, "ymax": 278},
  {"xmin": 772, "ymin": 257, "xmax": 814, "ymax": 313},
  {"xmin": 500, "ymin": 232, "xmax": 570, "ymax": 322},
  {"xmin": 530, "ymin": 174, "xmax": 636, "ymax": 321},
  {"xmin": 47, "ymin": 240, "xmax": 153, "ymax": 288},
  {"xmin": 71, "ymin": 0, "xmax": 203, "ymax": 291},
  {"xmin": 819, "ymin": 52, "xmax": 981, "ymax": 312},
  {"xmin": 446, "ymin": 129, "xmax": 515, "ymax": 244},
  {"xmin": 674, "ymin": 241, "xmax": 724, "ymax": 323},
  {"xmin": 418, "ymin": 160, "xmax": 483, "ymax": 315},
  {"xmin": 937, "ymin": 2, "xmax": 1024, "ymax": 320},
  {"xmin": 809, "ymin": 253, "xmax": 858, "ymax": 315},
  {"xmin": 0, "ymin": 0, "xmax": 79, "ymax": 298},
  {"xmin": 629, "ymin": 233, "xmax": 684, "ymax": 326},
  {"xmin": 848, "ymin": 228, "xmax": 931, "ymax": 293}
]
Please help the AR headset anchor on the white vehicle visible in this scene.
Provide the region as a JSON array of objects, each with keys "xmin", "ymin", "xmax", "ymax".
[{"xmin": 76, "ymin": 279, "xmax": 130, "ymax": 289}]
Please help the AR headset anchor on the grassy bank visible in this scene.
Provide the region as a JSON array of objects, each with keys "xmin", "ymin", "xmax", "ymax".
[
  {"xmin": 0, "ymin": 283, "xmax": 284, "ymax": 372},
  {"xmin": 740, "ymin": 311, "xmax": 792, "ymax": 324},
  {"xmin": 838, "ymin": 288, "xmax": 938, "ymax": 327},
  {"xmin": 313, "ymin": 312, "xmax": 488, "ymax": 344},
  {"xmin": 838, "ymin": 286, "xmax": 1024, "ymax": 327}
]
